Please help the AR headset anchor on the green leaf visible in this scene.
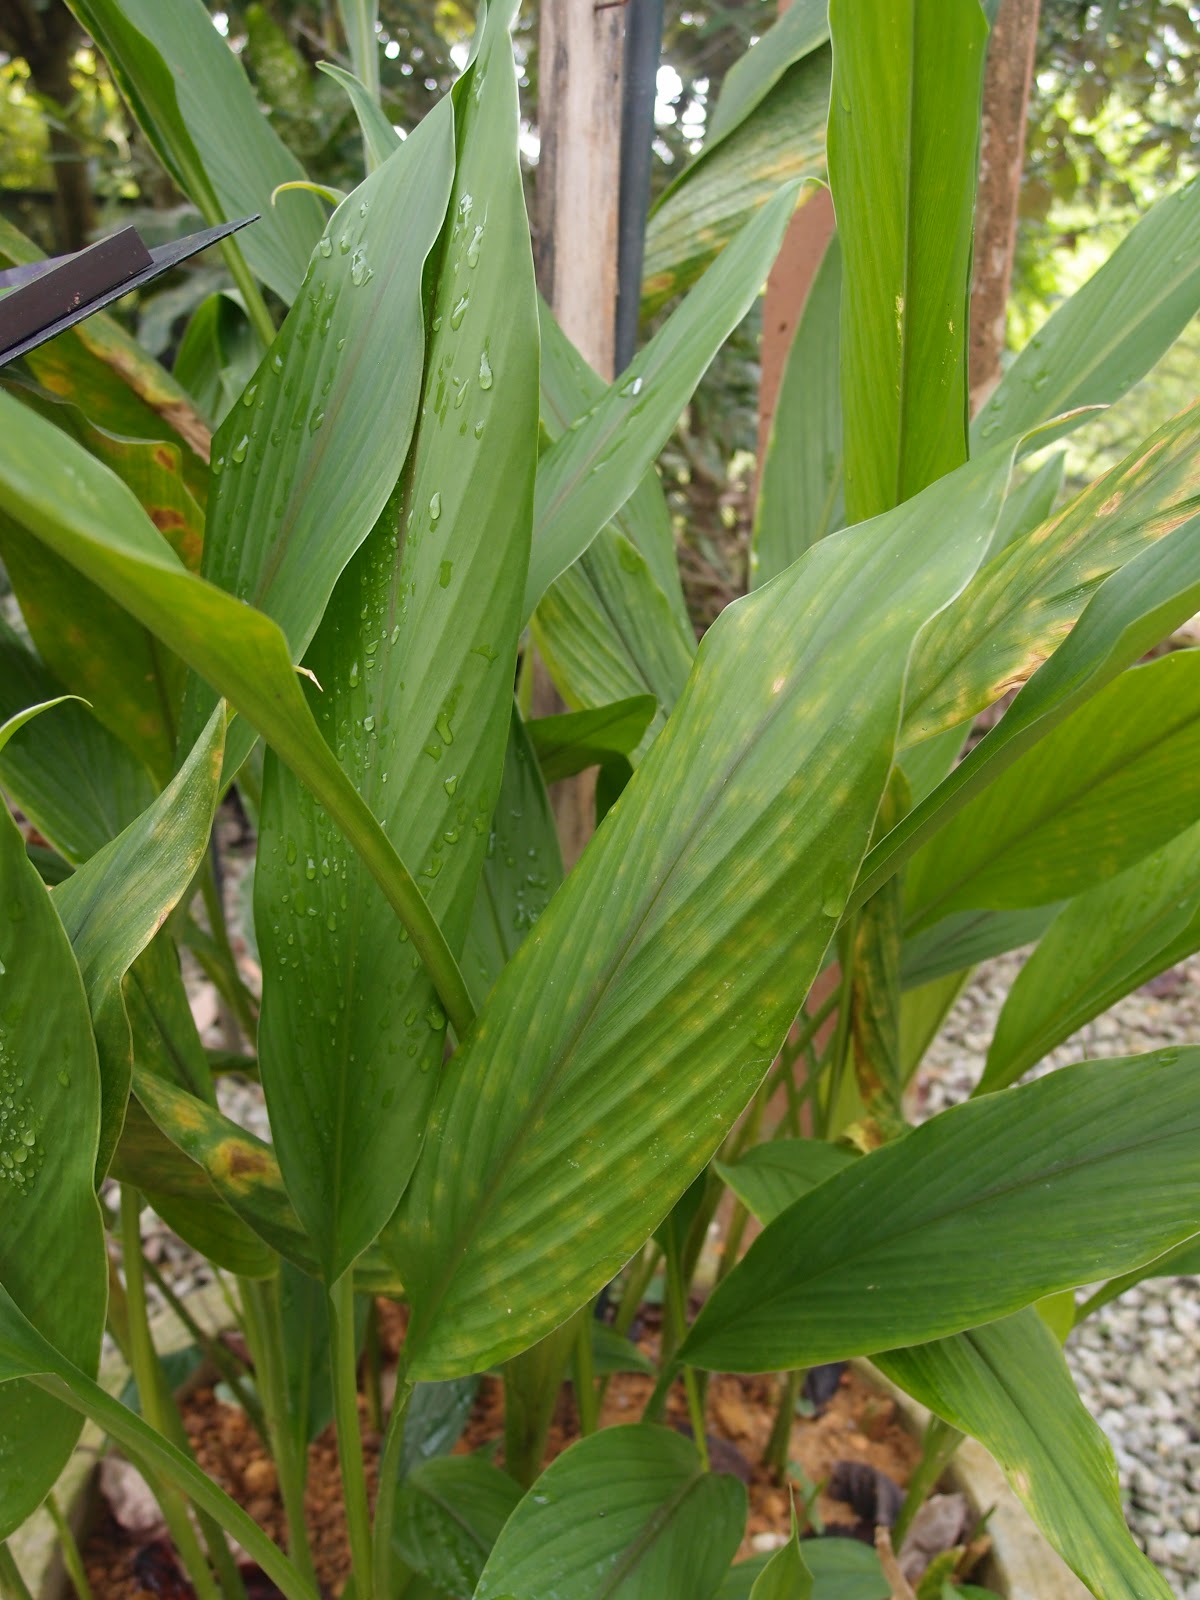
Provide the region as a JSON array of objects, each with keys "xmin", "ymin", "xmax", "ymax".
[
  {"xmin": 175, "ymin": 290, "xmax": 266, "ymax": 428},
  {"xmin": 0, "ymin": 512, "xmax": 182, "ymax": 784},
  {"xmin": 0, "ymin": 616, "xmax": 155, "ymax": 863},
  {"xmin": 462, "ymin": 706, "xmax": 563, "ymax": 1007},
  {"xmin": 856, "ymin": 453, "xmax": 1200, "ymax": 912},
  {"xmin": 527, "ymin": 180, "xmax": 802, "ymax": 616},
  {"xmin": 590, "ymin": 1324, "xmax": 656, "ymax": 1378},
  {"xmin": 52, "ymin": 709, "xmax": 225, "ymax": 1178},
  {"xmin": 0, "ymin": 709, "xmax": 107, "ymax": 1537},
  {"xmin": 707, "ymin": 0, "xmax": 829, "ymax": 145},
  {"xmin": 255, "ymin": 0, "xmax": 539, "ymax": 1280},
  {"xmin": 528, "ymin": 698, "xmax": 658, "ymax": 784},
  {"xmin": 973, "ymin": 172, "xmax": 1200, "ymax": 452},
  {"xmin": 643, "ymin": 55, "xmax": 829, "ymax": 317},
  {"xmin": 393, "ymin": 1455, "xmax": 522, "ymax": 1598},
  {"xmin": 717, "ymin": 1141, "xmax": 857, "ymax": 1226},
  {"xmin": 749, "ymin": 1519, "xmax": 813, "ymax": 1600},
  {"xmin": 473, "ymin": 1426, "xmax": 745, "ymax": 1600},
  {"xmin": 983, "ymin": 820, "xmax": 1200, "ymax": 1091},
  {"xmin": 898, "ymin": 969, "xmax": 971, "ymax": 1086},
  {"xmin": 0, "ymin": 382, "xmax": 473, "ymax": 1045},
  {"xmin": 1077, "ymin": 1234, "xmax": 1200, "ymax": 1320},
  {"xmin": 902, "ymin": 404, "xmax": 1200, "ymax": 748},
  {"xmin": 905, "ymin": 653, "xmax": 1200, "ymax": 927},
  {"xmin": 716, "ymin": 1542, "xmax": 886, "ymax": 1600},
  {"xmin": 988, "ymin": 450, "xmax": 1065, "ymax": 559},
  {"xmin": 277, "ymin": 1260, "xmax": 338, "ymax": 1449},
  {"xmin": 398, "ymin": 1377, "xmax": 481, "ymax": 1480},
  {"xmin": 66, "ymin": 0, "xmax": 325, "ymax": 303},
  {"xmin": 877, "ymin": 1312, "xmax": 1174, "ymax": 1600},
  {"xmin": 828, "ymin": 0, "xmax": 987, "ymax": 522},
  {"xmin": 681, "ymin": 1049, "xmax": 1200, "ymax": 1373},
  {"xmin": 900, "ymin": 906, "xmax": 1060, "ymax": 989},
  {"xmin": 751, "ymin": 230, "xmax": 843, "ymax": 585},
  {"xmin": 182, "ymin": 104, "xmax": 457, "ymax": 777},
  {"xmin": 387, "ymin": 444, "xmax": 1019, "ymax": 1381},
  {"xmin": 317, "ymin": 62, "xmax": 400, "ymax": 168}
]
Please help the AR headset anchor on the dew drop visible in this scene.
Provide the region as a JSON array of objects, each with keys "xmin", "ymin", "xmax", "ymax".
[
  {"xmin": 242, "ymin": 380, "xmax": 258, "ymax": 407},
  {"xmin": 271, "ymin": 351, "xmax": 285, "ymax": 374},
  {"xmin": 231, "ymin": 434, "xmax": 250, "ymax": 464},
  {"xmin": 466, "ymin": 225, "xmax": 484, "ymax": 267},
  {"xmin": 619, "ymin": 375, "xmax": 644, "ymax": 398},
  {"xmin": 305, "ymin": 857, "xmax": 317, "ymax": 880},
  {"xmin": 363, "ymin": 714, "xmax": 376, "ymax": 732},
  {"xmin": 349, "ymin": 661, "xmax": 361, "ymax": 688},
  {"xmin": 449, "ymin": 294, "xmax": 469, "ymax": 329},
  {"xmin": 478, "ymin": 349, "xmax": 493, "ymax": 390},
  {"xmin": 309, "ymin": 408, "xmax": 326, "ymax": 434},
  {"xmin": 318, "ymin": 234, "xmax": 333, "ymax": 257},
  {"xmin": 436, "ymin": 711, "xmax": 454, "ymax": 745},
  {"xmin": 429, "ymin": 491, "xmax": 442, "ymax": 522},
  {"xmin": 444, "ymin": 774, "xmax": 459, "ymax": 796}
]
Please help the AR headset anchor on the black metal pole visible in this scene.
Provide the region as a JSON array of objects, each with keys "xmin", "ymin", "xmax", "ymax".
[{"xmin": 614, "ymin": 0, "xmax": 665, "ymax": 374}]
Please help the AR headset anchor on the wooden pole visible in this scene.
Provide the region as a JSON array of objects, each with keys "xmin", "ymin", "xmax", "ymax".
[{"xmin": 534, "ymin": 0, "xmax": 626, "ymax": 865}]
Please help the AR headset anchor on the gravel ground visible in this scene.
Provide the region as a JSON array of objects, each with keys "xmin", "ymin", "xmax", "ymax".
[{"xmin": 913, "ymin": 949, "xmax": 1200, "ymax": 1600}]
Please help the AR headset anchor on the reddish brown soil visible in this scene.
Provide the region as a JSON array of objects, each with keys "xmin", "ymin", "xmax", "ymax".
[{"xmin": 81, "ymin": 1306, "xmax": 920, "ymax": 1600}]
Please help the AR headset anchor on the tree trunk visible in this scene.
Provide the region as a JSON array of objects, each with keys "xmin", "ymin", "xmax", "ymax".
[
  {"xmin": 969, "ymin": 0, "xmax": 1041, "ymax": 413},
  {"xmin": 534, "ymin": 0, "xmax": 626, "ymax": 867}
]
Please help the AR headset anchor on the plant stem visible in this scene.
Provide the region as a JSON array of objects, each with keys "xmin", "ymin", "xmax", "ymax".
[
  {"xmin": 0, "ymin": 1546, "xmax": 34, "ymax": 1600},
  {"xmin": 664, "ymin": 1237, "xmax": 707, "ymax": 1471},
  {"xmin": 891, "ymin": 1415, "xmax": 963, "ymax": 1547},
  {"xmin": 45, "ymin": 1493, "xmax": 95, "ymax": 1600},
  {"xmin": 363, "ymin": 1299, "xmax": 384, "ymax": 1432},
  {"xmin": 239, "ymin": 1278, "xmax": 319, "ymax": 1590},
  {"xmin": 715, "ymin": 1199, "xmax": 750, "ymax": 1286},
  {"xmin": 198, "ymin": 856, "xmax": 258, "ymax": 1042},
  {"xmin": 329, "ymin": 1273, "xmax": 373, "ymax": 1597},
  {"xmin": 817, "ymin": 931, "xmax": 858, "ymax": 1140},
  {"xmin": 140, "ymin": 1254, "xmax": 263, "ymax": 1433},
  {"xmin": 612, "ymin": 1243, "xmax": 661, "ymax": 1340},
  {"xmin": 372, "ymin": 1364, "xmax": 412, "ymax": 1600},
  {"xmin": 219, "ymin": 236, "xmax": 277, "ymax": 353},
  {"xmin": 764, "ymin": 1370, "xmax": 803, "ymax": 1478},
  {"xmin": 573, "ymin": 1309, "xmax": 599, "ymax": 1435}
]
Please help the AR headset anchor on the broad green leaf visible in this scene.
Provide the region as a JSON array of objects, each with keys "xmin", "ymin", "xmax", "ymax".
[
  {"xmin": 717, "ymin": 1141, "xmax": 856, "ymax": 1226},
  {"xmin": 175, "ymin": 290, "xmax": 266, "ymax": 427},
  {"xmin": 398, "ymin": 1377, "xmax": 481, "ymax": 1480},
  {"xmin": 66, "ymin": 0, "xmax": 325, "ymax": 303},
  {"xmin": 0, "ymin": 217, "xmax": 211, "ymax": 490},
  {"xmin": 0, "ymin": 388, "xmax": 474, "ymax": 1040},
  {"xmin": 973, "ymin": 171, "xmax": 1200, "ymax": 452},
  {"xmin": 590, "ymin": 1324, "xmax": 656, "ymax": 1377},
  {"xmin": 681, "ymin": 1049, "xmax": 1200, "ymax": 1373},
  {"xmin": 527, "ymin": 181, "xmax": 801, "ymax": 616},
  {"xmin": 749, "ymin": 1520, "xmax": 813, "ymax": 1600},
  {"xmin": 902, "ymin": 900, "xmax": 1056, "ymax": 1001},
  {"xmin": 473, "ymin": 1426, "xmax": 745, "ymax": 1600},
  {"xmin": 52, "ymin": 709, "xmax": 225, "ymax": 1177},
  {"xmin": 0, "ymin": 710, "xmax": 106, "ymax": 1537},
  {"xmin": 528, "ymin": 697, "xmax": 657, "ymax": 783},
  {"xmin": 182, "ymin": 104, "xmax": 457, "ymax": 776},
  {"xmin": 707, "ymin": 0, "xmax": 829, "ymax": 145},
  {"xmin": 898, "ymin": 969, "xmax": 971, "ymax": 1085},
  {"xmin": 462, "ymin": 706, "xmax": 563, "ymax": 1008},
  {"xmin": 902, "ymin": 403, "xmax": 1200, "ymax": 747},
  {"xmin": 256, "ymin": 0, "xmax": 538, "ymax": 1280},
  {"xmin": 125, "ymin": 937, "xmax": 213, "ymax": 1104},
  {"xmin": 988, "ymin": 450, "xmax": 1065, "ymax": 559},
  {"xmin": 0, "ymin": 616, "xmax": 155, "ymax": 863},
  {"xmin": 643, "ymin": 55, "xmax": 829, "ymax": 317},
  {"xmin": 0, "ymin": 515, "xmax": 182, "ymax": 784},
  {"xmin": 905, "ymin": 653, "xmax": 1200, "ymax": 927},
  {"xmin": 983, "ymin": 820, "xmax": 1200, "ymax": 1091},
  {"xmin": 394, "ymin": 1455, "xmax": 522, "ymax": 1598},
  {"xmin": 1077, "ymin": 1234, "xmax": 1200, "ymax": 1320},
  {"xmin": 716, "ymin": 1543, "xmax": 885, "ymax": 1600},
  {"xmin": 877, "ymin": 1312, "xmax": 1174, "ymax": 1600},
  {"xmin": 856, "ymin": 468, "xmax": 1200, "ymax": 912},
  {"xmin": 751, "ymin": 230, "xmax": 842, "ymax": 585},
  {"xmin": 387, "ymin": 444, "xmax": 1019, "ymax": 1381},
  {"xmin": 828, "ymin": 0, "xmax": 986, "ymax": 522}
]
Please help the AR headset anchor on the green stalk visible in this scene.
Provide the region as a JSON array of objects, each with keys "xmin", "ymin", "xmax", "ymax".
[
  {"xmin": 329, "ymin": 1273, "xmax": 373, "ymax": 1596},
  {"xmin": 573, "ymin": 1309, "xmax": 599, "ymax": 1435},
  {"xmin": 612, "ymin": 1243, "xmax": 661, "ymax": 1340},
  {"xmin": 663, "ymin": 1243, "xmax": 707, "ymax": 1471},
  {"xmin": 816, "ymin": 927, "xmax": 858, "ymax": 1140},
  {"xmin": 0, "ymin": 1547, "xmax": 34, "ymax": 1600},
  {"xmin": 219, "ymin": 236, "xmax": 277, "ymax": 353},
  {"xmin": 764, "ymin": 1370, "xmax": 803, "ymax": 1477},
  {"xmin": 31, "ymin": 1370, "xmax": 315, "ymax": 1600},
  {"xmin": 139, "ymin": 1254, "xmax": 263, "ymax": 1434},
  {"xmin": 363, "ymin": 1299, "xmax": 384, "ymax": 1432},
  {"xmin": 119, "ymin": 1188, "xmax": 226, "ymax": 1600},
  {"xmin": 338, "ymin": 2, "xmax": 381, "ymax": 104},
  {"xmin": 196, "ymin": 858, "xmax": 259, "ymax": 1042},
  {"xmin": 45, "ymin": 1493, "xmax": 95, "ymax": 1600},
  {"xmin": 239, "ymin": 1278, "xmax": 319, "ymax": 1590},
  {"xmin": 892, "ymin": 1416, "xmax": 963, "ymax": 1546},
  {"xmin": 371, "ymin": 1364, "xmax": 412, "ymax": 1600}
]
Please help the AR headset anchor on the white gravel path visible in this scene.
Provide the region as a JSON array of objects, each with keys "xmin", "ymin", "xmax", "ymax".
[{"xmin": 912, "ymin": 949, "xmax": 1200, "ymax": 1599}]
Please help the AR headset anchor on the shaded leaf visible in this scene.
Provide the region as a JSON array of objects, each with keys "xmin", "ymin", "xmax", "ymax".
[
  {"xmin": 393, "ymin": 1455, "xmax": 521, "ymax": 1598},
  {"xmin": 175, "ymin": 290, "xmax": 265, "ymax": 428},
  {"xmin": 717, "ymin": 1141, "xmax": 857, "ymax": 1226},
  {"xmin": 682, "ymin": 1050, "xmax": 1200, "ymax": 1373},
  {"xmin": 716, "ymin": 1542, "xmax": 886, "ymax": 1600},
  {"xmin": 707, "ymin": 0, "xmax": 829, "ymax": 145},
  {"xmin": 528, "ymin": 697, "xmax": 657, "ymax": 784}
]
